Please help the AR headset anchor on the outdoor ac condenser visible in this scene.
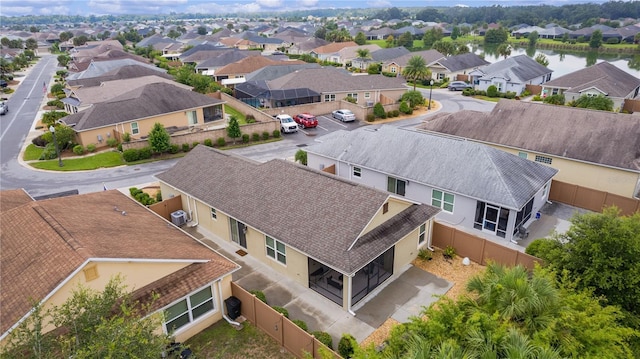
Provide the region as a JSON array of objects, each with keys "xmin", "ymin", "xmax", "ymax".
[{"xmin": 171, "ymin": 210, "xmax": 187, "ymax": 227}]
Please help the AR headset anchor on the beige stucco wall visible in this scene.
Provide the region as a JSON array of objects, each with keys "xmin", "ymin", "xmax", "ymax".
[
  {"xmin": 360, "ymin": 197, "xmax": 412, "ymax": 236},
  {"xmin": 393, "ymin": 219, "xmax": 432, "ymax": 273},
  {"xmin": 494, "ymin": 145, "xmax": 639, "ymax": 198}
]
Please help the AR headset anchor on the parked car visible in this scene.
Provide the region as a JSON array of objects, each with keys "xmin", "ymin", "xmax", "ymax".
[
  {"xmin": 294, "ymin": 113, "xmax": 318, "ymax": 128},
  {"xmin": 448, "ymin": 81, "xmax": 473, "ymax": 91},
  {"xmin": 332, "ymin": 109, "xmax": 356, "ymax": 122},
  {"xmin": 0, "ymin": 101, "xmax": 8, "ymax": 115},
  {"xmin": 276, "ymin": 114, "xmax": 298, "ymax": 133},
  {"xmin": 0, "ymin": 80, "xmax": 7, "ymax": 88}
]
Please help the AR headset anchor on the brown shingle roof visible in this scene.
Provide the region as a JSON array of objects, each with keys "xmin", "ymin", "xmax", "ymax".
[
  {"xmin": 0, "ymin": 188, "xmax": 33, "ymax": 212},
  {"xmin": 312, "ymin": 41, "xmax": 358, "ymax": 54},
  {"xmin": 0, "ymin": 190, "xmax": 238, "ymax": 336},
  {"xmin": 543, "ymin": 61, "xmax": 640, "ymax": 98},
  {"xmin": 66, "ymin": 64, "xmax": 172, "ymax": 88},
  {"xmin": 156, "ymin": 147, "xmax": 439, "ymax": 274},
  {"xmin": 418, "ymin": 100, "xmax": 640, "ymax": 171},
  {"xmin": 215, "ymin": 56, "xmax": 305, "ymax": 77},
  {"xmin": 267, "ymin": 67, "xmax": 406, "ymax": 94}
]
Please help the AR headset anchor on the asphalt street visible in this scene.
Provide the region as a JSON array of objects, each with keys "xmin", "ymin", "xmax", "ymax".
[{"xmin": 0, "ymin": 56, "xmax": 495, "ymax": 198}]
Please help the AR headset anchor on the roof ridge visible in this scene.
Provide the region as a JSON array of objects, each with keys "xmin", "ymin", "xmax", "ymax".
[{"xmin": 32, "ymin": 205, "xmax": 92, "ymax": 258}]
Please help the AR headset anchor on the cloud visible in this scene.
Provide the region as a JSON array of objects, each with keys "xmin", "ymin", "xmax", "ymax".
[
  {"xmin": 256, "ymin": 0, "xmax": 283, "ymax": 8},
  {"xmin": 0, "ymin": 0, "xmax": 74, "ymax": 16},
  {"xmin": 298, "ymin": 0, "xmax": 319, "ymax": 6},
  {"xmin": 185, "ymin": 1, "xmax": 262, "ymax": 14}
]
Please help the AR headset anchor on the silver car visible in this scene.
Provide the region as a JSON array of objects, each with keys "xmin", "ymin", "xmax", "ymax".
[
  {"xmin": 448, "ymin": 81, "xmax": 473, "ymax": 91},
  {"xmin": 332, "ymin": 109, "xmax": 356, "ymax": 122},
  {"xmin": 0, "ymin": 101, "xmax": 8, "ymax": 115}
]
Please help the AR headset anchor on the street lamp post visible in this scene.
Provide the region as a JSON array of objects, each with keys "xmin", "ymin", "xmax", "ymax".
[
  {"xmin": 428, "ymin": 79, "xmax": 434, "ymax": 110},
  {"xmin": 49, "ymin": 125, "xmax": 63, "ymax": 167}
]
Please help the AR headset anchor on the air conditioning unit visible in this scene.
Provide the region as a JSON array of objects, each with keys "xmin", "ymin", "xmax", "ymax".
[{"xmin": 171, "ymin": 210, "xmax": 187, "ymax": 227}]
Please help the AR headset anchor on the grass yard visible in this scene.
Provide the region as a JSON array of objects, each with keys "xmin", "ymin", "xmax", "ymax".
[
  {"xmin": 24, "ymin": 144, "xmax": 44, "ymax": 161},
  {"xmin": 184, "ymin": 320, "xmax": 295, "ymax": 359},
  {"xmin": 224, "ymin": 104, "xmax": 247, "ymax": 124},
  {"xmin": 29, "ymin": 151, "xmax": 124, "ymax": 171}
]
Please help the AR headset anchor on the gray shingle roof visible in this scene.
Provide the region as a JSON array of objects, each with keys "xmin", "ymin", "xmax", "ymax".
[
  {"xmin": 66, "ymin": 59, "xmax": 158, "ymax": 80},
  {"xmin": 63, "ymin": 82, "xmax": 224, "ymax": 131},
  {"xmin": 156, "ymin": 146, "xmax": 439, "ymax": 274},
  {"xmin": 370, "ymin": 46, "xmax": 410, "ymax": 62},
  {"xmin": 267, "ymin": 67, "xmax": 406, "ymax": 93},
  {"xmin": 66, "ymin": 64, "xmax": 171, "ymax": 88},
  {"xmin": 306, "ymin": 126, "xmax": 558, "ymax": 209},
  {"xmin": 474, "ymin": 54, "xmax": 553, "ymax": 83},
  {"xmin": 437, "ymin": 53, "xmax": 490, "ymax": 72},
  {"xmin": 543, "ymin": 61, "xmax": 640, "ymax": 98},
  {"xmin": 418, "ymin": 100, "xmax": 640, "ymax": 172}
]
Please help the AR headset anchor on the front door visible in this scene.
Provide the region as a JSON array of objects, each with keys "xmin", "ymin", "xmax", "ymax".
[{"xmin": 230, "ymin": 218, "xmax": 247, "ymax": 248}]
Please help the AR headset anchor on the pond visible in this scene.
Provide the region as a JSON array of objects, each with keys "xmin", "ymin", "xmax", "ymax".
[{"xmin": 471, "ymin": 45, "xmax": 640, "ymax": 78}]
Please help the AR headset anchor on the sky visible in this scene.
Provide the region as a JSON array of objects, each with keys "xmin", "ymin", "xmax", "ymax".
[{"xmin": 0, "ymin": 0, "xmax": 614, "ymax": 17}]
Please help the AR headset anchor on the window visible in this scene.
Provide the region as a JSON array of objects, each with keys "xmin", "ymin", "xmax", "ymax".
[
  {"xmin": 535, "ymin": 155, "xmax": 553, "ymax": 165},
  {"xmin": 391, "ymin": 67, "xmax": 397, "ymax": 73},
  {"xmin": 432, "ymin": 189, "xmax": 455, "ymax": 213},
  {"xmin": 493, "ymin": 82, "xmax": 503, "ymax": 92},
  {"xmin": 364, "ymin": 92, "xmax": 371, "ymax": 99},
  {"xmin": 130, "ymin": 122, "xmax": 139, "ymax": 135},
  {"xmin": 518, "ymin": 151, "xmax": 528, "ymax": 159},
  {"xmin": 353, "ymin": 166, "xmax": 361, "ymax": 178},
  {"xmin": 542, "ymin": 183, "xmax": 548, "ymax": 197},
  {"xmin": 266, "ymin": 236, "xmax": 286, "ymax": 265},
  {"xmin": 164, "ymin": 286, "xmax": 215, "ymax": 332},
  {"xmin": 346, "ymin": 93, "xmax": 358, "ymax": 101},
  {"xmin": 387, "ymin": 177, "xmax": 406, "ymax": 196},
  {"xmin": 324, "ymin": 94, "xmax": 336, "ymax": 102},
  {"xmin": 437, "ymin": 73, "xmax": 445, "ymax": 80},
  {"xmin": 210, "ymin": 208, "xmax": 217, "ymax": 219},
  {"xmin": 187, "ymin": 110, "xmax": 197, "ymax": 125},
  {"xmin": 418, "ymin": 223, "xmax": 426, "ymax": 244}
]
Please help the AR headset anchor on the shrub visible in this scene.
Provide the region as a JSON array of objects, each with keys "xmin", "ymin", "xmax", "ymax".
[
  {"xmin": 443, "ymin": 245, "xmax": 457, "ymax": 259},
  {"xmin": 399, "ymin": 100, "xmax": 412, "ymax": 114},
  {"xmin": 366, "ymin": 114, "xmax": 375, "ymax": 122},
  {"xmin": 344, "ymin": 96, "xmax": 357, "ymax": 103},
  {"xmin": 182, "ymin": 143, "xmax": 190, "ymax": 152},
  {"xmin": 338, "ymin": 334, "xmax": 356, "ymax": 358},
  {"xmin": 487, "ymin": 85, "xmax": 499, "ymax": 98},
  {"xmin": 252, "ymin": 133, "xmax": 260, "ymax": 142},
  {"xmin": 272, "ymin": 130, "xmax": 281, "ymax": 138},
  {"xmin": 249, "ymin": 290, "xmax": 267, "ymax": 304},
  {"xmin": 272, "ymin": 306, "xmax": 289, "ymax": 318},
  {"xmin": 129, "ymin": 187, "xmax": 142, "ymax": 197},
  {"xmin": 216, "ymin": 137, "xmax": 226, "ymax": 147},
  {"xmin": 417, "ymin": 248, "xmax": 433, "ymax": 261},
  {"xmin": 401, "ymin": 90, "xmax": 425, "ymax": 108},
  {"xmin": 373, "ymin": 102, "xmax": 386, "ymax": 118},
  {"xmin": 292, "ymin": 319, "xmax": 308, "ymax": 332},
  {"xmin": 525, "ymin": 238, "xmax": 564, "ymax": 262},
  {"xmin": 203, "ymin": 138, "xmax": 213, "ymax": 147},
  {"xmin": 46, "ymin": 99, "xmax": 64, "ymax": 109},
  {"xmin": 39, "ymin": 143, "xmax": 57, "ymax": 160},
  {"xmin": 72, "ymin": 145, "xmax": 85, "ymax": 155},
  {"xmin": 262, "ymin": 131, "xmax": 270, "ymax": 140},
  {"xmin": 391, "ymin": 109, "xmax": 400, "ymax": 117},
  {"xmin": 155, "ymin": 191, "xmax": 162, "ymax": 202},
  {"xmin": 462, "ymin": 88, "xmax": 474, "ymax": 96},
  {"xmin": 312, "ymin": 331, "xmax": 333, "ymax": 349},
  {"xmin": 606, "ymin": 37, "xmax": 620, "ymax": 44},
  {"xmin": 138, "ymin": 147, "xmax": 152, "ymax": 160},
  {"xmin": 117, "ymin": 143, "xmax": 123, "ymax": 152},
  {"xmin": 122, "ymin": 132, "xmax": 131, "ymax": 143},
  {"xmin": 532, "ymin": 94, "xmax": 543, "ymax": 101},
  {"xmin": 192, "ymin": 141, "xmax": 199, "ymax": 148},
  {"xmin": 242, "ymin": 133, "xmax": 250, "ymax": 143},
  {"xmin": 106, "ymin": 137, "xmax": 118, "ymax": 148},
  {"xmin": 168, "ymin": 144, "xmax": 180, "ymax": 154},
  {"xmin": 245, "ymin": 114, "xmax": 256, "ymax": 123},
  {"xmin": 543, "ymin": 94, "xmax": 566, "ymax": 105},
  {"xmin": 386, "ymin": 111, "xmax": 395, "ymax": 118},
  {"xmin": 86, "ymin": 143, "xmax": 96, "ymax": 153},
  {"xmin": 122, "ymin": 149, "xmax": 140, "ymax": 162}
]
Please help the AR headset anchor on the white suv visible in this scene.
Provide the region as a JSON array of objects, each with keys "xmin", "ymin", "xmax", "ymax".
[{"xmin": 277, "ymin": 114, "xmax": 298, "ymax": 133}]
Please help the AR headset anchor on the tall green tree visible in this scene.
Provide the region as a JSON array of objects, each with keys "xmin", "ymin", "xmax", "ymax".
[
  {"xmin": 356, "ymin": 48, "xmax": 370, "ymax": 60},
  {"xmin": 354, "ymin": 31, "xmax": 366, "ymax": 45},
  {"xmin": 432, "ymin": 40, "xmax": 456, "ymax": 56},
  {"xmin": 484, "ymin": 28, "xmax": 509, "ymax": 44},
  {"xmin": 226, "ymin": 116, "xmax": 241, "ymax": 144},
  {"xmin": 451, "ymin": 26, "xmax": 461, "ymax": 40},
  {"xmin": 422, "ymin": 27, "xmax": 443, "ymax": 48},
  {"xmin": 528, "ymin": 30, "xmax": 539, "ymax": 47},
  {"xmin": 590, "ymin": 29, "xmax": 603, "ymax": 48},
  {"xmin": 402, "ymin": 55, "xmax": 431, "ymax": 91},
  {"xmin": 1, "ymin": 276, "xmax": 171, "ymax": 359},
  {"xmin": 25, "ymin": 38, "xmax": 38, "ymax": 51},
  {"xmin": 147, "ymin": 122, "xmax": 171, "ymax": 153}
]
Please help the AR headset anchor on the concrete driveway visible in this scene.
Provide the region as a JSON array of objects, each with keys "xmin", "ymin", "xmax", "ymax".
[{"xmin": 184, "ymin": 226, "xmax": 451, "ymax": 348}]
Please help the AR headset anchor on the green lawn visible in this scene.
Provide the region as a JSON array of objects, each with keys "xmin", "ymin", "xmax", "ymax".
[
  {"xmin": 184, "ymin": 320, "xmax": 295, "ymax": 359},
  {"xmin": 24, "ymin": 144, "xmax": 44, "ymax": 161},
  {"xmin": 225, "ymin": 104, "xmax": 247, "ymax": 124},
  {"xmin": 29, "ymin": 151, "xmax": 124, "ymax": 171}
]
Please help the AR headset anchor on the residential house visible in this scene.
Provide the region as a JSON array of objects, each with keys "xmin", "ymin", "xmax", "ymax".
[
  {"xmin": 427, "ymin": 53, "xmax": 489, "ymax": 81},
  {"xmin": 287, "ymin": 37, "xmax": 329, "ymax": 55},
  {"xmin": 541, "ymin": 61, "xmax": 640, "ymax": 111},
  {"xmin": 418, "ymin": 100, "xmax": 640, "ymax": 199},
  {"xmin": 382, "ymin": 49, "xmax": 445, "ymax": 77},
  {"xmin": 178, "ymin": 44, "xmax": 234, "ymax": 66},
  {"xmin": 234, "ymin": 66, "xmax": 406, "ymax": 108},
  {"xmin": 310, "ymin": 41, "xmax": 358, "ymax": 62},
  {"xmin": 336, "ymin": 44, "xmax": 382, "ymax": 68},
  {"xmin": 213, "ymin": 56, "xmax": 305, "ymax": 87},
  {"xmin": 305, "ymin": 126, "xmax": 557, "ymax": 243},
  {"xmin": 156, "ymin": 146, "xmax": 440, "ymax": 311},
  {"xmin": 66, "ymin": 58, "xmax": 162, "ymax": 81},
  {"xmin": 469, "ymin": 54, "xmax": 553, "ymax": 94},
  {"xmin": 59, "ymin": 82, "xmax": 225, "ymax": 147},
  {"xmin": 364, "ymin": 27, "xmax": 395, "ymax": 40},
  {"xmin": 194, "ymin": 50, "xmax": 258, "ymax": 76},
  {"xmin": 65, "ymin": 63, "xmax": 173, "ymax": 89},
  {"xmin": 61, "ymin": 75, "xmax": 191, "ymax": 114},
  {"xmin": 0, "ymin": 189, "xmax": 239, "ymax": 344},
  {"xmin": 511, "ymin": 25, "xmax": 570, "ymax": 39}
]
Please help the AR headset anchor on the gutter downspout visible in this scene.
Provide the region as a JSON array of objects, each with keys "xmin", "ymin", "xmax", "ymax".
[
  {"xmin": 217, "ymin": 279, "xmax": 240, "ymax": 326},
  {"xmin": 427, "ymin": 220, "xmax": 435, "ymax": 251},
  {"xmin": 188, "ymin": 196, "xmax": 199, "ymax": 227},
  {"xmin": 347, "ymin": 274, "xmax": 356, "ymax": 316}
]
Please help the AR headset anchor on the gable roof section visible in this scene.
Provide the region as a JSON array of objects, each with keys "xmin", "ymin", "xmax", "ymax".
[
  {"xmin": 0, "ymin": 190, "xmax": 238, "ymax": 337},
  {"xmin": 0, "ymin": 188, "xmax": 33, "ymax": 212},
  {"xmin": 306, "ymin": 126, "xmax": 557, "ymax": 209},
  {"xmin": 387, "ymin": 49, "xmax": 445, "ymax": 67},
  {"xmin": 215, "ymin": 56, "xmax": 304, "ymax": 76},
  {"xmin": 371, "ymin": 46, "xmax": 411, "ymax": 62},
  {"xmin": 62, "ymin": 82, "xmax": 224, "ymax": 131},
  {"xmin": 474, "ymin": 54, "xmax": 553, "ymax": 82},
  {"xmin": 312, "ymin": 41, "xmax": 357, "ymax": 54},
  {"xmin": 67, "ymin": 59, "xmax": 160, "ymax": 80},
  {"xmin": 418, "ymin": 100, "xmax": 640, "ymax": 171},
  {"xmin": 156, "ymin": 146, "xmax": 439, "ymax": 274},
  {"xmin": 245, "ymin": 63, "xmax": 321, "ymax": 82},
  {"xmin": 437, "ymin": 53, "xmax": 490, "ymax": 72},
  {"xmin": 66, "ymin": 64, "xmax": 171, "ymax": 88},
  {"xmin": 266, "ymin": 67, "xmax": 406, "ymax": 93},
  {"xmin": 543, "ymin": 61, "xmax": 640, "ymax": 98}
]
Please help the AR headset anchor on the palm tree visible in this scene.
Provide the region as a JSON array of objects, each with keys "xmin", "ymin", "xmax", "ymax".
[
  {"xmin": 402, "ymin": 55, "xmax": 431, "ymax": 91},
  {"xmin": 497, "ymin": 43, "xmax": 512, "ymax": 59},
  {"xmin": 355, "ymin": 48, "xmax": 371, "ymax": 70}
]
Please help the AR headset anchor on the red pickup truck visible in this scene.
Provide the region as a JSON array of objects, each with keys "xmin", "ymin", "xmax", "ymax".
[{"xmin": 295, "ymin": 113, "xmax": 318, "ymax": 128}]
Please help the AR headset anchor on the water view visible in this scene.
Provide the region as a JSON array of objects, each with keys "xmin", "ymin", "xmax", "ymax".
[{"xmin": 471, "ymin": 45, "xmax": 640, "ymax": 79}]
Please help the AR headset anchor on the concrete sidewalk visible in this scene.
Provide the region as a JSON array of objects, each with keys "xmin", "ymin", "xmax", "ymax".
[{"xmin": 184, "ymin": 225, "xmax": 451, "ymax": 348}]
